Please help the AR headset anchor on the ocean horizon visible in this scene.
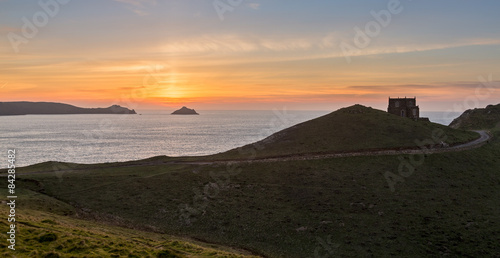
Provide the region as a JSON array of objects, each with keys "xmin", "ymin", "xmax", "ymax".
[{"xmin": 0, "ymin": 110, "xmax": 461, "ymax": 167}]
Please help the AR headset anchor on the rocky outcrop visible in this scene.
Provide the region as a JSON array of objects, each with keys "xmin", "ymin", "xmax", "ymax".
[
  {"xmin": 0, "ymin": 102, "xmax": 136, "ymax": 116},
  {"xmin": 449, "ymin": 103, "xmax": 500, "ymax": 130},
  {"xmin": 171, "ymin": 106, "xmax": 199, "ymax": 115}
]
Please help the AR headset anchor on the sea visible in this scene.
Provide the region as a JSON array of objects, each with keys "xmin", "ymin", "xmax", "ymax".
[{"xmin": 0, "ymin": 110, "xmax": 460, "ymax": 167}]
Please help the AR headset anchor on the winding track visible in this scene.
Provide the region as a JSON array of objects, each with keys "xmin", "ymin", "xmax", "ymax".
[
  {"xmin": 449, "ymin": 130, "xmax": 490, "ymax": 149},
  {"xmin": 9, "ymin": 130, "xmax": 492, "ymax": 176},
  {"xmin": 194, "ymin": 130, "xmax": 492, "ymax": 164}
]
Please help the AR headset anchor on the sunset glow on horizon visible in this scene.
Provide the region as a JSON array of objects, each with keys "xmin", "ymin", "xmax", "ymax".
[{"xmin": 1, "ymin": 0, "xmax": 500, "ymax": 111}]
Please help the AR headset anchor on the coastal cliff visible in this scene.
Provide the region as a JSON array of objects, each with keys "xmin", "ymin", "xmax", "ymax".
[
  {"xmin": 0, "ymin": 102, "xmax": 136, "ymax": 116},
  {"xmin": 171, "ymin": 106, "xmax": 199, "ymax": 115},
  {"xmin": 449, "ymin": 103, "xmax": 500, "ymax": 129}
]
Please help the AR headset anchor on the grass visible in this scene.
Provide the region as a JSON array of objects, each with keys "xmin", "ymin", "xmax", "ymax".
[
  {"xmin": 7, "ymin": 128, "xmax": 499, "ymax": 257},
  {"xmin": 2, "ymin": 105, "xmax": 498, "ymax": 257},
  {"xmin": 209, "ymin": 105, "xmax": 479, "ymax": 160},
  {"xmin": 0, "ymin": 189, "xmax": 260, "ymax": 257},
  {"xmin": 450, "ymin": 103, "xmax": 500, "ymax": 130}
]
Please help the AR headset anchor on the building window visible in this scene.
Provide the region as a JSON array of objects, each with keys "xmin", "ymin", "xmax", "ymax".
[
  {"xmin": 401, "ymin": 110, "xmax": 405, "ymax": 117},
  {"xmin": 408, "ymin": 101, "xmax": 413, "ymax": 106},
  {"xmin": 395, "ymin": 101, "xmax": 400, "ymax": 107},
  {"xmin": 413, "ymin": 109, "xmax": 417, "ymax": 116}
]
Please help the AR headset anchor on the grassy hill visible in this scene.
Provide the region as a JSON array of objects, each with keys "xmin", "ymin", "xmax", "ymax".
[
  {"xmin": 3, "ymin": 105, "xmax": 499, "ymax": 257},
  {"xmin": 450, "ymin": 103, "xmax": 500, "ymax": 130},
  {"xmin": 0, "ymin": 189, "xmax": 259, "ymax": 257},
  {"xmin": 8, "ymin": 129, "xmax": 499, "ymax": 257},
  {"xmin": 0, "ymin": 102, "xmax": 136, "ymax": 116},
  {"xmin": 213, "ymin": 105, "xmax": 478, "ymax": 159}
]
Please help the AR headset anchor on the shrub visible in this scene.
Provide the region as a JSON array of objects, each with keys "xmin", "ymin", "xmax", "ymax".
[
  {"xmin": 38, "ymin": 233, "xmax": 58, "ymax": 243},
  {"xmin": 43, "ymin": 252, "xmax": 60, "ymax": 258},
  {"xmin": 157, "ymin": 250, "xmax": 179, "ymax": 258}
]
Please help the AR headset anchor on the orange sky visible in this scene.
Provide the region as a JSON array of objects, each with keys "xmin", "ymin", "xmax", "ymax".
[{"xmin": 1, "ymin": 1, "xmax": 500, "ymax": 111}]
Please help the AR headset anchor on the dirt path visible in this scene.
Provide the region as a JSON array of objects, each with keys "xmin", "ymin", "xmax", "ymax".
[
  {"xmin": 182, "ymin": 130, "xmax": 491, "ymax": 165},
  {"xmin": 11, "ymin": 130, "xmax": 491, "ymax": 176},
  {"xmin": 448, "ymin": 130, "xmax": 490, "ymax": 149}
]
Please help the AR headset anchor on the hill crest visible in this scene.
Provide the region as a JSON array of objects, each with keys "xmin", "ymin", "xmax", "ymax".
[
  {"xmin": 0, "ymin": 102, "xmax": 136, "ymax": 116},
  {"xmin": 449, "ymin": 103, "xmax": 500, "ymax": 130},
  {"xmin": 215, "ymin": 105, "xmax": 478, "ymax": 159}
]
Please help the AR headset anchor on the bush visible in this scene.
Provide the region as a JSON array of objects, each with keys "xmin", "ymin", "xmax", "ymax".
[
  {"xmin": 43, "ymin": 252, "xmax": 60, "ymax": 258},
  {"xmin": 157, "ymin": 250, "xmax": 179, "ymax": 258},
  {"xmin": 41, "ymin": 219, "xmax": 58, "ymax": 225},
  {"xmin": 38, "ymin": 233, "xmax": 58, "ymax": 243}
]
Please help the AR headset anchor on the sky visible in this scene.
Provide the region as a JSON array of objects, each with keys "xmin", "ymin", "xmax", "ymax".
[{"xmin": 1, "ymin": 0, "xmax": 500, "ymax": 111}]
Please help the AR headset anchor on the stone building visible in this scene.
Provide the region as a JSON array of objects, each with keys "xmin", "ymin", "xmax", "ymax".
[{"xmin": 387, "ymin": 97, "xmax": 419, "ymax": 119}]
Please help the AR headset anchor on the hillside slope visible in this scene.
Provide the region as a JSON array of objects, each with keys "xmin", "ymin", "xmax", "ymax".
[
  {"xmin": 12, "ymin": 129, "xmax": 500, "ymax": 257},
  {"xmin": 215, "ymin": 105, "xmax": 478, "ymax": 159},
  {"xmin": 0, "ymin": 189, "xmax": 258, "ymax": 257},
  {"xmin": 449, "ymin": 103, "xmax": 500, "ymax": 130},
  {"xmin": 0, "ymin": 102, "xmax": 136, "ymax": 115}
]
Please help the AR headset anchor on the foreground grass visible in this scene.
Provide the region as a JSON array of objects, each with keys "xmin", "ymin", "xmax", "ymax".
[
  {"xmin": 0, "ymin": 189, "xmax": 259, "ymax": 257},
  {"xmin": 10, "ymin": 129, "xmax": 500, "ymax": 257}
]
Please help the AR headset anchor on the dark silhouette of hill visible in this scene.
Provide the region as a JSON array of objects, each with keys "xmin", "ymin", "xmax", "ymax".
[
  {"xmin": 0, "ymin": 102, "xmax": 136, "ymax": 116},
  {"xmin": 4, "ymin": 104, "xmax": 500, "ymax": 257},
  {"xmin": 450, "ymin": 103, "xmax": 500, "ymax": 130},
  {"xmin": 9, "ymin": 122, "xmax": 500, "ymax": 257},
  {"xmin": 215, "ymin": 104, "xmax": 478, "ymax": 159},
  {"xmin": 171, "ymin": 106, "xmax": 198, "ymax": 115}
]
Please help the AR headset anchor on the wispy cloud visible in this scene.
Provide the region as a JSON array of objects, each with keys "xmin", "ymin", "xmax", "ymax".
[
  {"xmin": 158, "ymin": 33, "xmax": 500, "ymax": 62},
  {"xmin": 160, "ymin": 34, "xmax": 320, "ymax": 54},
  {"xmin": 246, "ymin": 3, "xmax": 260, "ymax": 10},
  {"xmin": 112, "ymin": 0, "xmax": 156, "ymax": 7},
  {"xmin": 112, "ymin": 0, "xmax": 157, "ymax": 15},
  {"xmin": 331, "ymin": 37, "xmax": 500, "ymax": 60},
  {"xmin": 0, "ymin": 26, "xmax": 20, "ymax": 33}
]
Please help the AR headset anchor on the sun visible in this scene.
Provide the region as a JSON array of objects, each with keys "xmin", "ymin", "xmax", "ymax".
[{"xmin": 155, "ymin": 84, "xmax": 186, "ymax": 99}]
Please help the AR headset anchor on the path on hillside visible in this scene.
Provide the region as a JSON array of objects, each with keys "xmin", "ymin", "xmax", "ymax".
[
  {"xmin": 10, "ymin": 130, "xmax": 491, "ymax": 176},
  {"xmin": 448, "ymin": 130, "xmax": 490, "ymax": 149},
  {"xmin": 181, "ymin": 130, "xmax": 491, "ymax": 165}
]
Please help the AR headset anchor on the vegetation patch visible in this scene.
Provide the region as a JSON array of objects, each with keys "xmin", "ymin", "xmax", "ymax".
[
  {"xmin": 38, "ymin": 233, "xmax": 58, "ymax": 243},
  {"xmin": 450, "ymin": 103, "xmax": 500, "ymax": 129},
  {"xmin": 213, "ymin": 105, "xmax": 478, "ymax": 159},
  {"xmin": 2, "ymin": 106, "xmax": 499, "ymax": 257},
  {"xmin": 0, "ymin": 190, "xmax": 259, "ymax": 257}
]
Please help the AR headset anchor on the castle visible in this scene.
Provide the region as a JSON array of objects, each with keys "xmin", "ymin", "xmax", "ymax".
[{"xmin": 387, "ymin": 97, "xmax": 419, "ymax": 120}]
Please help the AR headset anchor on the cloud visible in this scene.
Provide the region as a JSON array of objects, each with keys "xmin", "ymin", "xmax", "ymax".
[
  {"xmin": 129, "ymin": 8, "xmax": 148, "ymax": 16},
  {"xmin": 246, "ymin": 3, "xmax": 260, "ymax": 10},
  {"xmin": 112, "ymin": 0, "xmax": 156, "ymax": 7},
  {"xmin": 158, "ymin": 32, "xmax": 500, "ymax": 63},
  {"xmin": 344, "ymin": 81, "xmax": 500, "ymax": 100},
  {"xmin": 0, "ymin": 26, "xmax": 20, "ymax": 33},
  {"xmin": 332, "ymin": 37, "xmax": 500, "ymax": 60},
  {"xmin": 160, "ymin": 34, "xmax": 319, "ymax": 54},
  {"xmin": 112, "ymin": 0, "xmax": 157, "ymax": 15}
]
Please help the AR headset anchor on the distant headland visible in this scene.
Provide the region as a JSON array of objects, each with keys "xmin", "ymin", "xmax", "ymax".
[
  {"xmin": 0, "ymin": 102, "xmax": 136, "ymax": 116},
  {"xmin": 171, "ymin": 106, "xmax": 199, "ymax": 115}
]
